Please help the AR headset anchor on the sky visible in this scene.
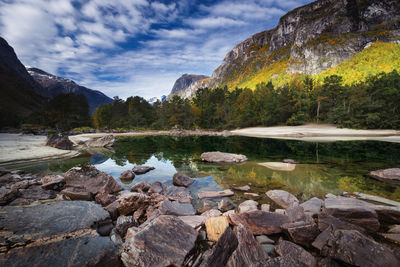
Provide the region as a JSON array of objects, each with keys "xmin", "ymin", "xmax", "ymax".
[{"xmin": 0, "ymin": 0, "xmax": 313, "ymax": 99}]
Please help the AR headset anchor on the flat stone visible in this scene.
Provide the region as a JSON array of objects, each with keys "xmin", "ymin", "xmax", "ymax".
[
  {"xmin": 266, "ymin": 190, "xmax": 299, "ymax": 209},
  {"xmin": 281, "ymin": 220, "xmax": 320, "ymax": 247},
  {"xmin": 198, "ymin": 189, "xmax": 234, "ymax": 199},
  {"xmin": 229, "ymin": 211, "xmax": 290, "ymax": 235},
  {"xmin": 238, "ymin": 199, "xmax": 258, "ymax": 213},
  {"xmin": 258, "ymin": 162, "xmax": 296, "ymax": 171},
  {"xmin": 205, "ymin": 216, "xmax": 229, "ymax": 242},
  {"xmin": 122, "ymin": 215, "xmax": 198, "ymax": 267},
  {"xmin": 233, "ymin": 185, "xmax": 250, "ymax": 191},
  {"xmin": 323, "ymin": 197, "xmax": 379, "ymax": 232},
  {"xmin": 286, "ymin": 206, "xmax": 311, "ymax": 222},
  {"xmin": 244, "ymin": 192, "xmax": 261, "ymax": 199},
  {"xmin": 379, "ymin": 233, "xmax": 400, "ymax": 245},
  {"xmin": 369, "ymin": 168, "xmax": 400, "ymax": 185},
  {"xmin": 200, "ymin": 151, "xmax": 247, "ymax": 163},
  {"xmin": 173, "ymin": 173, "xmax": 195, "ymax": 187},
  {"xmin": 178, "ymin": 215, "xmax": 207, "ymax": 229},
  {"xmin": 13, "ymin": 186, "xmax": 57, "ymax": 205},
  {"xmin": 162, "ymin": 184, "xmax": 193, "ymax": 203},
  {"xmin": 60, "ymin": 188, "xmax": 92, "ymax": 200},
  {"xmin": 119, "ymin": 170, "xmax": 135, "ymax": 182},
  {"xmin": 273, "ymin": 240, "xmax": 317, "ymax": 267},
  {"xmin": 218, "ymin": 198, "xmax": 236, "ymax": 212},
  {"xmin": 132, "ymin": 165, "xmax": 155, "ymax": 175},
  {"xmin": 261, "ymin": 204, "xmax": 270, "ymax": 212},
  {"xmin": 201, "ymin": 209, "xmax": 222, "ymax": 218},
  {"xmin": 256, "ymin": 235, "xmax": 275, "ymax": 244},
  {"xmin": 317, "ymin": 213, "xmax": 366, "ymax": 233},
  {"xmin": 226, "ymin": 225, "xmax": 269, "ymax": 267},
  {"xmin": 40, "ymin": 175, "xmax": 65, "ymax": 190},
  {"xmin": 159, "ymin": 200, "xmax": 196, "ymax": 216},
  {"xmin": 300, "ymin": 197, "xmax": 323, "ymax": 217}
]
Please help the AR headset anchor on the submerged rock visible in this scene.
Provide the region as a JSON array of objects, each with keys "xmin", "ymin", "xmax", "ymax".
[
  {"xmin": 121, "ymin": 215, "xmax": 197, "ymax": 267},
  {"xmin": 200, "ymin": 151, "xmax": 247, "ymax": 163},
  {"xmin": 198, "ymin": 189, "xmax": 234, "ymax": 199},
  {"xmin": 173, "ymin": 173, "xmax": 195, "ymax": 187},
  {"xmin": 229, "ymin": 211, "xmax": 290, "ymax": 235},
  {"xmin": 258, "ymin": 162, "xmax": 296, "ymax": 171},
  {"xmin": 369, "ymin": 168, "xmax": 400, "ymax": 185},
  {"xmin": 233, "ymin": 185, "xmax": 250, "ymax": 192},
  {"xmin": 159, "ymin": 200, "xmax": 196, "ymax": 216},
  {"xmin": 132, "ymin": 165, "xmax": 155, "ymax": 175},
  {"xmin": 266, "ymin": 190, "xmax": 299, "ymax": 209},
  {"xmin": 119, "ymin": 170, "xmax": 135, "ymax": 182}
]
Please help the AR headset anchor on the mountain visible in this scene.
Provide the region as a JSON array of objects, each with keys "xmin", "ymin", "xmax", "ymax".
[
  {"xmin": 26, "ymin": 67, "xmax": 113, "ymax": 114},
  {"xmin": 168, "ymin": 74, "xmax": 209, "ymax": 99},
  {"xmin": 148, "ymin": 95, "xmax": 166, "ymax": 105},
  {"xmin": 206, "ymin": 0, "xmax": 400, "ymax": 89},
  {"xmin": 0, "ymin": 37, "xmax": 47, "ymax": 127}
]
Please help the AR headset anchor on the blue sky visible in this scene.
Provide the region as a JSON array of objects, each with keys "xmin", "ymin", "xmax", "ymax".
[{"xmin": 0, "ymin": 0, "xmax": 313, "ymax": 99}]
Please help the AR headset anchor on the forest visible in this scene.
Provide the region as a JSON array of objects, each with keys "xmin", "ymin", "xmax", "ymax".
[{"xmin": 92, "ymin": 71, "xmax": 400, "ymax": 130}]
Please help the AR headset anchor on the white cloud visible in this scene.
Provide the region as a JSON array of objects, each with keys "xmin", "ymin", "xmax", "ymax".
[{"xmin": 186, "ymin": 17, "xmax": 245, "ymax": 28}]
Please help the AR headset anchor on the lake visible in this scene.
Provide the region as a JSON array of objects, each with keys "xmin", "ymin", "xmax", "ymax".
[{"xmin": 15, "ymin": 136, "xmax": 400, "ymax": 205}]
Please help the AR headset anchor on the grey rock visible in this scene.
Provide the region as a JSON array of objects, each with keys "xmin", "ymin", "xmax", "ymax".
[
  {"xmin": 173, "ymin": 173, "xmax": 195, "ymax": 187},
  {"xmin": 266, "ymin": 190, "xmax": 299, "ymax": 209},
  {"xmin": 218, "ymin": 198, "xmax": 236, "ymax": 212},
  {"xmin": 238, "ymin": 200, "xmax": 258, "ymax": 213},
  {"xmin": 300, "ymin": 197, "xmax": 323, "ymax": 217},
  {"xmin": 200, "ymin": 151, "xmax": 247, "ymax": 163},
  {"xmin": 369, "ymin": 168, "xmax": 400, "ymax": 185},
  {"xmin": 201, "ymin": 209, "xmax": 222, "ymax": 218},
  {"xmin": 159, "ymin": 200, "xmax": 196, "ymax": 216},
  {"xmin": 198, "ymin": 189, "xmax": 234, "ymax": 199},
  {"xmin": 262, "ymin": 244, "xmax": 275, "ymax": 255},
  {"xmin": 256, "ymin": 235, "xmax": 275, "ymax": 245},
  {"xmin": 85, "ymin": 135, "xmax": 115, "ymax": 148},
  {"xmin": 178, "ymin": 215, "xmax": 207, "ymax": 229},
  {"xmin": 132, "ymin": 165, "xmax": 155, "ymax": 175},
  {"xmin": 388, "ymin": 224, "xmax": 400, "ymax": 233}
]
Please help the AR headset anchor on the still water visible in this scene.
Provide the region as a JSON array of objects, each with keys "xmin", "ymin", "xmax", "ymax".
[{"xmin": 17, "ymin": 136, "xmax": 400, "ymax": 203}]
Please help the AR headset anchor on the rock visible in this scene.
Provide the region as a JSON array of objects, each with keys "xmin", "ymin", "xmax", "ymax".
[
  {"xmin": 132, "ymin": 165, "xmax": 155, "ymax": 175},
  {"xmin": 223, "ymin": 210, "xmax": 235, "ymax": 217},
  {"xmin": 374, "ymin": 205, "xmax": 400, "ymax": 224},
  {"xmin": 285, "ymin": 206, "xmax": 311, "ymax": 222},
  {"xmin": 110, "ymin": 229, "xmax": 124, "ymax": 248},
  {"xmin": 130, "ymin": 181, "xmax": 151, "ymax": 193},
  {"xmin": 244, "ymin": 192, "xmax": 260, "ymax": 199},
  {"xmin": 281, "ymin": 220, "xmax": 320, "ymax": 247},
  {"xmin": 313, "ymin": 229, "xmax": 399, "ymax": 266},
  {"xmin": 261, "ymin": 204, "xmax": 270, "ymax": 212},
  {"xmin": 105, "ymin": 200, "xmax": 119, "ymax": 220},
  {"xmin": 226, "ymin": 225, "xmax": 269, "ymax": 267},
  {"xmin": 238, "ymin": 200, "xmax": 258, "ymax": 213},
  {"xmin": 388, "ymin": 225, "xmax": 400, "ymax": 233},
  {"xmin": 229, "ymin": 211, "xmax": 290, "ymax": 235},
  {"xmin": 262, "ymin": 244, "xmax": 275, "ymax": 255},
  {"xmin": 323, "ymin": 196, "xmax": 380, "ymax": 232},
  {"xmin": 119, "ymin": 170, "xmax": 135, "ymax": 182},
  {"xmin": 173, "ymin": 173, "xmax": 195, "ymax": 187},
  {"xmin": 258, "ymin": 162, "xmax": 296, "ymax": 171},
  {"xmin": 317, "ymin": 213, "xmax": 366, "ymax": 233},
  {"xmin": 115, "ymin": 216, "xmax": 138, "ymax": 238},
  {"xmin": 218, "ymin": 198, "xmax": 236, "ymax": 212},
  {"xmin": 46, "ymin": 134, "xmax": 73, "ymax": 150},
  {"xmin": 201, "ymin": 209, "xmax": 222, "ymax": 218},
  {"xmin": 197, "ymin": 199, "xmax": 216, "ymax": 213},
  {"xmin": 85, "ymin": 135, "xmax": 115, "ymax": 147},
  {"xmin": 0, "ymin": 187, "xmax": 18, "ymax": 205},
  {"xmin": 205, "ymin": 216, "xmax": 230, "ymax": 242},
  {"xmin": 159, "ymin": 200, "xmax": 196, "ymax": 216},
  {"xmin": 60, "ymin": 188, "xmax": 91, "ymax": 200},
  {"xmin": 325, "ymin": 193, "xmax": 336, "ymax": 198},
  {"xmin": 198, "ymin": 189, "xmax": 234, "ymax": 199},
  {"xmin": 273, "ymin": 240, "xmax": 317, "ymax": 267},
  {"xmin": 0, "ymin": 167, "xmax": 9, "ymax": 176},
  {"xmin": 200, "ymin": 151, "xmax": 247, "ymax": 163},
  {"xmin": 117, "ymin": 192, "xmax": 150, "ymax": 216},
  {"xmin": 300, "ymin": 197, "xmax": 323, "ymax": 217},
  {"xmin": 379, "ymin": 233, "xmax": 400, "ymax": 245},
  {"xmin": 12, "ymin": 186, "xmax": 57, "ymax": 205},
  {"xmin": 283, "ymin": 159, "xmax": 297, "ymax": 164},
  {"xmin": 178, "ymin": 215, "xmax": 207, "ymax": 229},
  {"xmin": 275, "ymin": 209, "xmax": 286, "ymax": 215},
  {"xmin": 95, "ymin": 192, "xmax": 117, "ymax": 206},
  {"xmin": 62, "ymin": 165, "xmax": 123, "ymax": 200},
  {"xmin": 369, "ymin": 168, "xmax": 400, "ymax": 185},
  {"xmin": 201, "ymin": 227, "xmax": 238, "ymax": 267},
  {"xmin": 233, "ymin": 185, "xmax": 250, "ymax": 191},
  {"xmin": 256, "ymin": 235, "xmax": 275, "ymax": 244},
  {"xmin": 266, "ymin": 190, "xmax": 299, "ymax": 209},
  {"xmin": 149, "ymin": 181, "xmax": 163, "ymax": 194},
  {"xmin": 121, "ymin": 215, "xmax": 198, "ymax": 267},
  {"xmin": 40, "ymin": 175, "xmax": 65, "ymax": 190},
  {"xmin": 162, "ymin": 184, "xmax": 193, "ymax": 203}
]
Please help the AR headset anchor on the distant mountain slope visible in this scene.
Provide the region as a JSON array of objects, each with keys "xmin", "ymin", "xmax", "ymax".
[
  {"xmin": 205, "ymin": 0, "xmax": 400, "ymax": 89},
  {"xmin": 0, "ymin": 37, "xmax": 47, "ymax": 127},
  {"xmin": 168, "ymin": 74, "xmax": 209, "ymax": 99},
  {"xmin": 26, "ymin": 67, "xmax": 112, "ymax": 114}
]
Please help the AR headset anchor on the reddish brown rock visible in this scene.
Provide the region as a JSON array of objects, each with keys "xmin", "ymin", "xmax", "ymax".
[
  {"xmin": 46, "ymin": 134, "xmax": 73, "ymax": 150},
  {"xmin": 130, "ymin": 181, "xmax": 150, "ymax": 193},
  {"xmin": 229, "ymin": 211, "xmax": 290, "ymax": 235},
  {"xmin": 317, "ymin": 213, "xmax": 366, "ymax": 233},
  {"xmin": 95, "ymin": 192, "xmax": 117, "ymax": 206},
  {"xmin": 132, "ymin": 165, "xmax": 155, "ymax": 175},
  {"xmin": 271, "ymin": 240, "xmax": 317, "ymax": 267},
  {"xmin": 117, "ymin": 192, "xmax": 150, "ymax": 216},
  {"xmin": 119, "ymin": 170, "xmax": 135, "ymax": 182},
  {"xmin": 281, "ymin": 221, "xmax": 320, "ymax": 247},
  {"xmin": 105, "ymin": 200, "xmax": 119, "ymax": 220},
  {"xmin": 41, "ymin": 175, "xmax": 65, "ymax": 191},
  {"xmin": 173, "ymin": 173, "xmax": 195, "ymax": 187},
  {"xmin": 202, "ymin": 227, "xmax": 238, "ymax": 267},
  {"xmin": 300, "ymin": 197, "xmax": 323, "ymax": 217}
]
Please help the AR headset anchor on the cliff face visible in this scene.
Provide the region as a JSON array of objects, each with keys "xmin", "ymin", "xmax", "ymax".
[
  {"xmin": 27, "ymin": 67, "xmax": 113, "ymax": 114},
  {"xmin": 207, "ymin": 0, "xmax": 400, "ymax": 88},
  {"xmin": 168, "ymin": 74, "xmax": 209, "ymax": 98}
]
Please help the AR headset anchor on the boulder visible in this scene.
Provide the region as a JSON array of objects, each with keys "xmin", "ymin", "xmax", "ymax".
[
  {"xmin": 119, "ymin": 170, "xmax": 135, "ymax": 182},
  {"xmin": 40, "ymin": 175, "xmax": 65, "ymax": 191},
  {"xmin": 272, "ymin": 240, "xmax": 317, "ymax": 267},
  {"xmin": 229, "ymin": 211, "xmax": 290, "ymax": 235},
  {"xmin": 233, "ymin": 185, "xmax": 250, "ymax": 192},
  {"xmin": 159, "ymin": 200, "xmax": 196, "ymax": 216},
  {"xmin": 121, "ymin": 215, "xmax": 198, "ymax": 267},
  {"xmin": 200, "ymin": 151, "xmax": 247, "ymax": 163},
  {"xmin": 323, "ymin": 196, "xmax": 380, "ymax": 232},
  {"xmin": 300, "ymin": 197, "xmax": 323, "ymax": 217},
  {"xmin": 105, "ymin": 200, "xmax": 120, "ymax": 220},
  {"xmin": 85, "ymin": 135, "xmax": 115, "ymax": 147},
  {"xmin": 202, "ymin": 227, "xmax": 238, "ymax": 267},
  {"xmin": 205, "ymin": 216, "xmax": 230, "ymax": 242},
  {"xmin": 281, "ymin": 220, "xmax": 320, "ymax": 247},
  {"xmin": 178, "ymin": 215, "xmax": 207, "ymax": 229},
  {"xmin": 226, "ymin": 225, "xmax": 269, "ymax": 267},
  {"xmin": 62, "ymin": 165, "xmax": 123, "ymax": 200},
  {"xmin": 238, "ymin": 200, "xmax": 258, "ymax": 213},
  {"xmin": 149, "ymin": 181, "xmax": 163, "ymax": 194},
  {"xmin": 132, "ymin": 165, "xmax": 155, "ymax": 175},
  {"xmin": 0, "ymin": 201, "xmax": 118, "ymax": 266},
  {"xmin": 130, "ymin": 181, "xmax": 151, "ymax": 193},
  {"xmin": 201, "ymin": 209, "xmax": 222, "ymax": 218},
  {"xmin": 173, "ymin": 173, "xmax": 195, "ymax": 187},
  {"xmin": 313, "ymin": 229, "xmax": 399, "ymax": 266},
  {"xmin": 369, "ymin": 168, "xmax": 400, "ymax": 185},
  {"xmin": 266, "ymin": 190, "xmax": 299, "ymax": 209},
  {"xmin": 117, "ymin": 192, "xmax": 150, "ymax": 216},
  {"xmin": 218, "ymin": 198, "xmax": 236, "ymax": 212},
  {"xmin": 46, "ymin": 134, "xmax": 73, "ymax": 150},
  {"xmin": 198, "ymin": 189, "xmax": 234, "ymax": 199}
]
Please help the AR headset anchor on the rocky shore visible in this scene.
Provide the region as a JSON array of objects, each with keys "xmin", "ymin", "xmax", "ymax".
[{"xmin": 1, "ymin": 165, "xmax": 400, "ymax": 267}]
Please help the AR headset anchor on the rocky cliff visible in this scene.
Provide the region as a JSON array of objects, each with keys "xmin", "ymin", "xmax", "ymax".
[
  {"xmin": 27, "ymin": 67, "xmax": 113, "ymax": 114},
  {"xmin": 168, "ymin": 74, "xmax": 209, "ymax": 99},
  {"xmin": 0, "ymin": 37, "xmax": 47, "ymax": 127},
  {"xmin": 206, "ymin": 0, "xmax": 400, "ymax": 89}
]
